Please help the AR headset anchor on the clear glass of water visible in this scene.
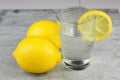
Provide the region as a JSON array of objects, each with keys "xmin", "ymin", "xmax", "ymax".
[{"xmin": 57, "ymin": 7, "xmax": 94, "ymax": 70}]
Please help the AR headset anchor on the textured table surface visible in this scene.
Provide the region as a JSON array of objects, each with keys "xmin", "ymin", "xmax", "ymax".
[{"xmin": 0, "ymin": 8, "xmax": 120, "ymax": 80}]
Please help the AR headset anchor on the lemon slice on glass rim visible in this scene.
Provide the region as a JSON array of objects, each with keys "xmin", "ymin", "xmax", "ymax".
[{"xmin": 78, "ymin": 10, "xmax": 112, "ymax": 41}]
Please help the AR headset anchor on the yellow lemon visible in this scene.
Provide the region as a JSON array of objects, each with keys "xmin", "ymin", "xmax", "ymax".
[
  {"xmin": 78, "ymin": 10, "xmax": 112, "ymax": 41},
  {"xmin": 26, "ymin": 20, "xmax": 61, "ymax": 48},
  {"xmin": 13, "ymin": 37, "xmax": 61, "ymax": 73}
]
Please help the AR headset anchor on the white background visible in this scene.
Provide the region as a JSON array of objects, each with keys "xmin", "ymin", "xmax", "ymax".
[
  {"xmin": 0, "ymin": 0, "xmax": 119, "ymax": 10},
  {"xmin": 0, "ymin": 0, "xmax": 80, "ymax": 9},
  {"xmin": 80, "ymin": 0, "xmax": 120, "ymax": 11}
]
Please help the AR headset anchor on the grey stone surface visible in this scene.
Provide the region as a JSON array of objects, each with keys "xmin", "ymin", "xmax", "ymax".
[{"xmin": 0, "ymin": 8, "xmax": 120, "ymax": 80}]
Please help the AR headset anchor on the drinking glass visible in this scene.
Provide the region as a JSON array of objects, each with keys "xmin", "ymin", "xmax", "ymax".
[{"xmin": 57, "ymin": 7, "xmax": 94, "ymax": 70}]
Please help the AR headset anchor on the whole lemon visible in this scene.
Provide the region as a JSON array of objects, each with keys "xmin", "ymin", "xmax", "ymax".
[
  {"xmin": 13, "ymin": 37, "xmax": 61, "ymax": 73},
  {"xmin": 26, "ymin": 20, "xmax": 61, "ymax": 48}
]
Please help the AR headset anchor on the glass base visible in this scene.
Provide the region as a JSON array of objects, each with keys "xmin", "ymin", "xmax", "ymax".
[{"xmin": 63, "ymin": 59, "xmax": 91, "ymax": 70}]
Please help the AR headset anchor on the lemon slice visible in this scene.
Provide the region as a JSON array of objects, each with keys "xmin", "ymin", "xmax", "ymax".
[{"xmin": 78, "ymin": 10, "xmax": 112, "ymax": 41}]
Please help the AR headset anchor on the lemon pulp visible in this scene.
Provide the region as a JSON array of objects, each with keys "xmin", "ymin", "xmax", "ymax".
[{"xmin": 78, "ymin": 10, "xmax": 112, "ymax": 41}]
